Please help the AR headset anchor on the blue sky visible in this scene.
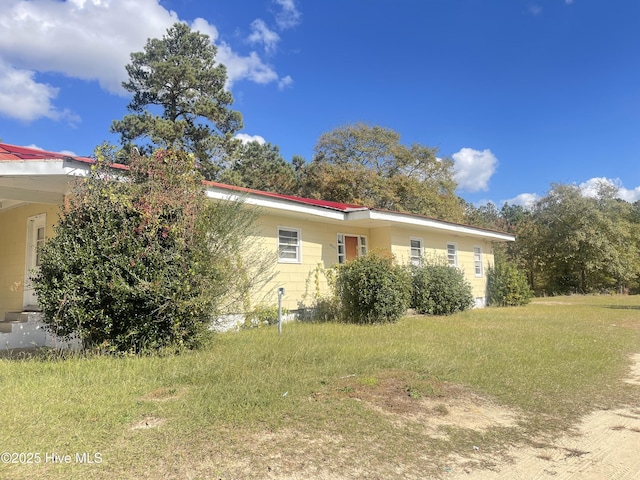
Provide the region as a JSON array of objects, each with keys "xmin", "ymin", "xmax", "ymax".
[{"xmin": 1, "ymin": 0, "xmax": 639, "ymax": 207}]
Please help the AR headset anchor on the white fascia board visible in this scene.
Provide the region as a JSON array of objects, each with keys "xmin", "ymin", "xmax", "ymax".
[
  {"xmin": 205, "ymin": 188, "xmax": 346, "ymax": 221},
  {"xmin": 0, "ymin": 159, "xmax": 90, "ymax": 177},
  {"xmin": 347, "ymin": 209, "xmax": 516, "ymax": 241}
]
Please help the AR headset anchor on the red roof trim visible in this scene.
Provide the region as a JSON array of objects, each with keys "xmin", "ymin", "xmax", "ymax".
[
  {"xmin": 204, "ymin": 180, "xmax": 367, "ymax": 212},
  {"xmin": 0, "ymin": 143, "xmax": 92, "ymax": 162},
  {"xmin": 0, "ymin": 142, "xmax": 129, "ymax": 170},
  {"xmin": 0, "ymin": 142, "xmax": 363, "ymax": 212},
  {"xmin": 0, "ymin": 143, "xmax": 511, "ymax": 236}
]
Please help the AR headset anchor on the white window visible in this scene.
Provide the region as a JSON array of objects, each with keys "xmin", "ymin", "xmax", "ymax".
[
  {"xmin": 447, "ymin": 243, "xmax": 457, "ymax": 267},
  {"xmin": 278, "ymin": 227, "xmax": 301, "ymax": 263},
  {"xmin": 474, "ymin": 246, "xmax": 483, "ymax": 277},
  {"xmin": 410, "ymin": 238, "xmax": 423, "ymax": 266},
  {"xmin": 337, "ymin": 234, "xmax": 368, "ymax": 264},
  {"xmin": 359, "ymin": 236, "xmax": 367, "ymax": 257}
]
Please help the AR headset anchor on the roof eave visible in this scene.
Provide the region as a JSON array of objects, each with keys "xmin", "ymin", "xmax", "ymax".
[
  {"xmin": 346, "ymin": 209, "xmax": 516, "ymax": 241},
  {"xmin": 205, "ymin": 186, "xmax": 347, "ymax": 221}
]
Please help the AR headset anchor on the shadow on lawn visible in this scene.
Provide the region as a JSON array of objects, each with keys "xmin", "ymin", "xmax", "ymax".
[{"xmin": 600, "ymin": 305, "xmax": 640, "ymax": 311}]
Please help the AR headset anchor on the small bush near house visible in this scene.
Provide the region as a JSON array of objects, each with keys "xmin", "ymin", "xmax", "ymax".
[
  {"xmin": 411, "ymin": 259, "xmax": 474, "ymax": 315},
  {"xmin": 242, "ymin": 304, "xmax": 288, "ymax": 329},
  {"xmin": 486, "ymin": 262, "xmax": 533, "ymax": 307},
  {"xmin": 334, "ymin": 252, "xmax": 411, "ymax": 324},
  {"xmin": 300, "ymin": 296, "xmax": 341, "ymax": 323}
]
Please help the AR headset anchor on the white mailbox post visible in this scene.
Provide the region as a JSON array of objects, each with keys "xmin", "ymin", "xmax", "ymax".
[{"xmin": 277, "ymin": 287, "xmax": 285, "ymax": 335}]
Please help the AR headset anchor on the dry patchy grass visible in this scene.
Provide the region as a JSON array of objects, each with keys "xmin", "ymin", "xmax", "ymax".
[{"xmin": 1, "ymin": 294, "xmax": 639, "ymax": 479}]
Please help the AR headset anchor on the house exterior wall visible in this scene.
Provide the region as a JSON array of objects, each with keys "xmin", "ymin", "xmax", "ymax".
[
  {"xmin": 248, "ymin": 214, "xmax": 495, "ymax": 312},
  {"xmin": 386, "ymin": 227, "xmax": 494, "ymax": 303},
  {"xmin": 250, "ymin": 213, "xmax": 372, "ymax": 311},
  {"xmin": 368, "ymin": 226, "xmax": 392, "ymax": 254},
  {"xmin": 0, "ymin": 203, "xmax": 59, "ymax": 319},
  {"xmin": 0, "ymin": 200, "xmax": 498, "ymax": 320}
]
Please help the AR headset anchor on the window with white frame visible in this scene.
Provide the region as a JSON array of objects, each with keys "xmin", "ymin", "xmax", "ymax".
[
  {"xmin": 447, "ymin": 243, "xmax": 457, "ymax": 267},
  {"xmin": 410, "ymin": 238, "xmax": 423, "ymax": 266},
  {"xmin": 337, "ymin": 234, "xmax": 368, "ymax": 264},
  {"xmin": 359, "ymin": 236, "xmax": 367, "ymax": 257},
  {"xmin": 474, "ymin": 246, "xmax": 483, "ymax": 277},
  {"xmin": 278, "ymin": 227, "xmax": 301, "ymax": 263}
]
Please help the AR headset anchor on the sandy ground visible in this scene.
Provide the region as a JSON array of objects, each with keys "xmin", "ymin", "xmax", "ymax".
[{"xmin": 448, "ymin": 354, "xmax": 640, "ymax": 480}]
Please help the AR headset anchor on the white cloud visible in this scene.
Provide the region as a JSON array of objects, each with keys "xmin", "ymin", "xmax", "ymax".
[
  {"xmin": 501, "ymin": 177, "xmax": 640, "ymax": 211},
  {"xmin": 528, "ymin": 4, "xmax": 543, "ymax": 15},
  {"xmin": 218, "ymin": 46, "xmax": 279, "ymax": 88},
  {"xmin": 0, "ymin": 59, "xmax": 79, "ymax": 123},
  {"xmin": 235, "ymin": 133, "xmax": 266, "ymax": 145},
  {"xmin": 248, "ymin": 19, "xmax": 280, "ymax": 53},
  {"xmin": 0, "ymin": 0, "xmax": 179, "ymax": 94},
  {"xmin": 501, "ymin": 193, "xmax": 541, "ymax": 209},
  {"xmin": 579, "ymin": 177, "xmax": 640, "ymax": 203},
  {"xmin": 565, "ymin": 0, "xmax": 574, "ymax": 4},
  {"xmin": 278, "ymin": 75, "xmax": 294, "ymax": 90},
  {"xmin": 24, "ymin": 144, "xmax": 77, "ymax": 156},
  {"xmin": 452, "ymin": 148, "xmax": 498, "ymax": 193},
  {"xmin": 0, "ymin": 0, "xmax": 291, "ymax": 122},
  {"xmin": 191, "ymin": 17, "xmax": 220, "ymax": 43},
  {"xmin": 274, "ymin": 0, "xmax": 302, "ymax": 29}
]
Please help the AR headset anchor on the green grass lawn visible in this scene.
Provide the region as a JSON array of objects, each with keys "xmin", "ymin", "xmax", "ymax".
[{"xmin": 1, "ymin": 295, "xmax": 639, "ymax": 479}]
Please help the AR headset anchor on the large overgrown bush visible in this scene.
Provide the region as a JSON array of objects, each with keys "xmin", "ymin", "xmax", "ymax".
[
  {"xmin": 33, "ymin": 146, "xmax": 271, "ymax": 353},
  {"xmin": 486, "ymin": 262, "xmax": 533, "ymax": 306},
  {"xmin": 334, "ymin": 252, "xmax": 411, "ymax": 324},
  {"xmin": 411, "ymin": 259, "xmax": 474, "ymax": 315}
]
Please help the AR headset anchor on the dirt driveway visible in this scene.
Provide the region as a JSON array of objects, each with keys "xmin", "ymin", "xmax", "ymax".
[{"xmin": 448, "ymin": 354, "xmax": 640, "ymax": 479}]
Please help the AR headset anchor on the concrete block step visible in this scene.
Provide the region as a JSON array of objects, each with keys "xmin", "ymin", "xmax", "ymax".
[
  {"xmin": 4, "ymin": 312, "xmax": 30, "ymax": 323},
  {"xmin": 0, "ymin": 321, "xmax": 47, "ymax": 350},
  {"xmin": 0, "ymin": 322, "xmax": 16, "ymax": 333},
  {"xmin": 4, "ymin": 311, "xmax": 43, "ymax": 323}
]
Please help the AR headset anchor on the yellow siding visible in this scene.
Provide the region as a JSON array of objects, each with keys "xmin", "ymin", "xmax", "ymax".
[
  {"xmin": 369, "ymin": 226, "xmax": 392, "ymax": 254},
  {"xmin": 0, "ymin": 201, "xmax": 498, "ymax": 318},
  {"xmin": 249, "ymin": 214, "xmax": 372, "ymax": 311},
  {"xmin": 0, "ymin": 204, "xmax": 60, "ymax": 319},
  {"xmin": 387, "ymin": 228, "xmax": 495, "ymax": 302},
  {"xmin": 247, "ymin": 215, "xmax": 496, "ymax": 311}
]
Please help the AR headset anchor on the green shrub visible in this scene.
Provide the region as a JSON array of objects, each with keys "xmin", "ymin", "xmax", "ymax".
[
  {"xmin": 334, "ymin": 252, "xmax": 411, "ymax": 324},
  {"xmin": 242, "ymin": 304, "xmax": 287, "ymax": 329},
  {"xmin": 411, "ymin": 260, "xmax": 474, "ymax": 315},
  {"xmin": 486, "ymin": 262, "xmax": 533, "ymax": 306},
  {"xmin": 33, "ymin": 147, "xmax": 270, "ymax": 353},
  {"xmin": 300, "ymin": 296, "xmax": 341, "ymax": 323}
]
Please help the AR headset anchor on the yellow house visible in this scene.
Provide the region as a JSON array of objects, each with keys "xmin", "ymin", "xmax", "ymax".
[{"xmin": 0, "ymin": 143, "xmax": 514, "ymax": 348}]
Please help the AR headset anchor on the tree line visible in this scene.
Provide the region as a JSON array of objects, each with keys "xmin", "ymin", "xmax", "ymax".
[
  {"xmin": 465, "ymin": 185, "xmax": 640, "ymax": 295},
  {"xmin": 111, "ymin": 22, "xmax": 640, "ymax": 297}
]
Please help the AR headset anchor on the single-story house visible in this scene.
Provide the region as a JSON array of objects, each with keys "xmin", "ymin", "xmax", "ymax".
[{"xmin": 0, "ymin": 143, "xmax": 515, "ymax": 349}]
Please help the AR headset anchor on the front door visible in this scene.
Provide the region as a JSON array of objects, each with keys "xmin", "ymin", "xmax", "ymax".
[
  {"xmin": 23, "ymin": 214, "xmax": 46, "ymax": 311},
  {"xmin": 345, "ymin": 236, "xmax": 359, "ymax": 261},
  {"xmin": 337, "ymin": 234, "xmax": 367, "ymax": 264}
]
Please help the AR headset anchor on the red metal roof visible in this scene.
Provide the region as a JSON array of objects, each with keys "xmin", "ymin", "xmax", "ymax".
[
  {"xmin": 0, "ymin": 142, "xmax": 129, "ymax": 169},
  {"xmin": 0, "ymin": 143, "xmax": 93, "ymax": 162},
  {"xmin": 0, "ymin": 143, "xmax": 513, "ymax": 237},
  {"xmin": 0, "ymin": 143, "xmax": 512, "ymax": 235},
  {"xmin": 0, "ymin": 142, "xmax": 365, "ymax": 212},
  {"xmin": 204, "ymin": 180, "xmax": 367, "ymax": 212}
]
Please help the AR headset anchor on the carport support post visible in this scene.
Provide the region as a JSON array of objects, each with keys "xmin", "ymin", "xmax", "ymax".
[{"xmin": 277, "ymin": 287, "xmax": 285, "ymax": 335}]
